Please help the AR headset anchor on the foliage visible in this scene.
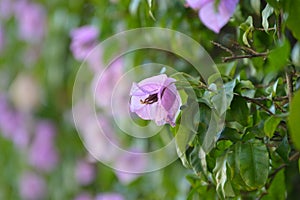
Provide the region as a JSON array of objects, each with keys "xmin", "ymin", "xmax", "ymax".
[{"xmin": 0, "ymin": 0, "xmax": 300, "ymax": 200}]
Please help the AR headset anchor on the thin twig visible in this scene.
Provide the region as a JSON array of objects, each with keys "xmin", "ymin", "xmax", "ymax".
[
  {"xmin": 273, "ymin": 96, "xmax": 289, "ymax": 101},
  {"xmin": 274, "ymin": 102, "xmax": 286, "ymax": 113},
  {"xmin": 269, "ymin": 152, "xmax": 300, "ymax": 178},
  {"xmin": 211, "ymin": 41, "xmax": 235, "ymax": 56},
  {"xmin": 286, "ymin": 70, "xmax": 294, "ymax": 104},
  {"xmin": 231, "ymin": 40, "xmax": 263, "ymax": 55},
  {"xmin": 223, "ymin": 52, "xmax": 268, "ymax": 62},
  {"xmin": 255, "ymin": 27, "xmax": 276, "ymax": 31},
  {"xmin": 212, "ymin": 40, "xmax": 269, "ymax": 62},
  {"xmin": 277, "ymin": 10, "xmax": 283, "ymax": 40},
  {"xmin": 234, "ymin": 93, "xmax": 274, "ymax": 115},
  {"xmin": 258, "ymin": 151, "xmax": 300, "ymax": 200}
]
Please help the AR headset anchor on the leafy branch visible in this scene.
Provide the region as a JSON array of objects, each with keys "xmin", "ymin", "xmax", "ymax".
[
  {"xmin": 258, "ymin": 151, "xmax": 300, "ymax": 200},
  {"xmin": 211, "ymin": 41, "xmax": 268, "ymax": 62}
]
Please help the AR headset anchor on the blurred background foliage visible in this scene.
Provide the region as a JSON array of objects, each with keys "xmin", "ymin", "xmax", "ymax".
[{"xmin": 1, "ymin": 0, "xmax": 300, "ymax": 200}]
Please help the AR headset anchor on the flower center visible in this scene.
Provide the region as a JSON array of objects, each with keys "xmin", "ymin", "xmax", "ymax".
[{"xmin": 140, "ymin": 93, "xmax": 158, "ymax": 104}]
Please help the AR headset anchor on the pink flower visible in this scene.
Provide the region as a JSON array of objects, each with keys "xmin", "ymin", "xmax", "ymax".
[
  {"xmin": 187, "ymin": 0, "xmax": 239, "ymax": 33},
  {"xmin": 73, "ymin": 192, "xmax": 93, "ymax": 200},
  {"xmin": 93, "ymin": 58, "xmax": 124, "ymax": 108},
  {"xmin": 70, "ymin": 25, "xmax": 99, "ymax": 61},
  {"xmin": 0, "ymin": 25, "xmax": 5, "ymax": 53},
  {"xmin": 75, "ymin": 158, "xmax": 96, "ymax": 185},
  {"xmin": 0, "ymin": 95, "xmax": 29, "ymax": 149},
  {"xmin": 129, "ymin": 74, "xmax": 181, "ymax": 127},
  {"xmin": 0, "ymin": 0, "xmax": 14, "ymax": 19},
  {"xmin": 28, "ymin": 121, "xmax": 59, "ymax": 172},
  {"xmin": 15, "ymin": 1, "xmax": 47, "ymax": 43},
  {"xmin": 95, "ymin": 193, "xmax": 124, "ymax": 200},
  {"xmin": 19, "ymin": 172, "xmax": 46, "ymax": 200},
  {"xmin": 114, "ymin": 148, "xmax": 147, "ymax": 184}
]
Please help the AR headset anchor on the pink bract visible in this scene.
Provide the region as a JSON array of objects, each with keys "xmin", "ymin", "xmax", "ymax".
[
  {"xmin": 129, "ymin": 74, "xmax": 181, "ymax": 127},
  {"xmin": 187, "ymin": 0, "xmax": 239, "ymax": 33}
]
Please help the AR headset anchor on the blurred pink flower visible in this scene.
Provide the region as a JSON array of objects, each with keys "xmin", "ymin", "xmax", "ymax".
[
  {"xmin": 0, "ymin": 95, "xmax": 29, "ymax": 148},
  {"xmin": 28, "ymin": 120, "xmax": 58, "ymax": 172},
  {"xmin": 0, "ymin": 0, "xmax": 14, "ymax": 19},
  {"xmin": 73, "ymin": 192, "xmax": 93, "ymax": 200},
  {"xmin": 75, "ymin": 158, "xmax": 96, "ymax": 185},
  {"xmin": 73, "ymin": 101, "xmax": 120, "ymax": 162},
  {"xmin": 129, "ymin": 74, "xmax": 181, "ymax": 127},
  {"xmin": 93, "ymin": 58, "xmax": 124, "ymax": 108},
  {"xmin": 19, "ymin": 172, "xmax": 46, "ymax": 200},
  {"xmin": 0, "ymin": 95, "xmax": 16, "ymax": 138},
  {"xmin": 15, "ymin": 1, "xmax": 47, "ymax": 43},
  {"xmin": 114, "ymin": 148, "xmax": 147, "ymax": 184},
  {"xmin": 186, "ymin": 0, "xmax": 239, "ymax": 33},
  {"xmin": 0, "ymin": 25, "xmax": 5, "ymax": 53},
  {"xmin": 86, "ymin": 46, "xmax": 103, "ymax": 72},
  {"xmin": 70, "ymin": 25, "xmax": 99, "ymax": 61},
  {"xmin": 95, "ymin": 193, "xmax": 124, "ymax": 200}
]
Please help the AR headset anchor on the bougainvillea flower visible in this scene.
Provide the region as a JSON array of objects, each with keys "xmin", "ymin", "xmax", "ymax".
[
  {"xmin": 93, "ymin": 58, "xmax": 124, "ymax": 108},
  {"xmin": 75, "ymin": 158, "xmax": 96, "ymax": 186},
  {"xmin": 114, "ymin": 148, "xmax": 147, "ymax": 184},
  {"xmin": 70, "ymin": 25, "xmax": 99, "ymax": 61},
  {"xmin": 129, "ymin": 74, "xmax": 181, "ymax": 127},
  {"xmin": 74, "ymin": 193, "xmax": 93, "ymax": 200},
  {"xmin": 19, "ymin": 172, "xmax": 46, "ymax": 200},
  {"xmin": 28, "ymin": 121, "xmax": 59, "ymax": 172},
  {"xmin": 15, "ymin": 1, "xmax": 47, "ymax": 43},
  {"xmin": 186, "ymin": 0, "xmax": 239, "ymax": 33}
]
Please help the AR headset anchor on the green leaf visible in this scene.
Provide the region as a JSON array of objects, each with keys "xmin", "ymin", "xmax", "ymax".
[
  {"xmin": 129, "ymin": 0, "xmax": 141, "ymax": 15},
  {"xmin": 213, "ymin": 154, "xmax": 235, "ymax": 199},
  {"xmin": 147, "ymin": 0, "xmax": 156, "ymax": 20},
  {"xmin": 211, "ymin": 79, "xmax": 236, "ymax": 116},
  {"xmin": 265, "ymin": 0, "xmax": 280, "ymax": 10},
  {"xmin": 288, "ymin": 90, "xmax": 300, "ymax": 150},
  {"xmin": 286, "ymin": 0, "xmax": 300, "ymax": 41},
  {"xmin": 175, "ymin": 102, "xmax": 199, "ymax": 167},
  {"xmin": 217, "ymin": 62, "xmax": 237, "ymax": 77},
  {"xmin": 234, "ymin": 80, "xmax": 255, "ymax": 98},
  {"xmin": 202, "ymin": 111, "xmax": 224, "ymax": 153},
  {"xmin": 264, "ymin": 116, "xmax": 281, "ymax": 138},
  {"xmin": 299, "ymin": 158, "xmax": 300, "ymax": 174},
  {"xmin": 188, "ymin": 146, "xmax": 207, "ymax": 176},
  {"xmin": 240, "ymin": 16, "xmax": 254, "ymax": 47},
  {"xmin": 261, "ymin": 170, "xmax": 286, "ymax": 200},
  {"xmin": 227, "ymin": 142, "xmax": 254, "ymax": 191},
  {"xmin": 276, "ymin": 136, "xmax": 290, "ymax": 162},
  {"xmin": 220, "ymin": 127, "xmax": 241, "ymax": 142},
  {"xmin": 239, "ymin": 141, "xmax": 269, "ymax": 188},
  {"xmin": 226, "ymin": 96, "xmax": 250, "ymax": 127},
  {"xmin": 262, "ymin": 4, "xmax": 274, "ymax": 32},
  {"xmin": 266, "ymin": 39, "xmax": 290, "ymax": 72},
  {"xmin": 291, "ymin": 42, "xmax": 300, "ymax": 67}
]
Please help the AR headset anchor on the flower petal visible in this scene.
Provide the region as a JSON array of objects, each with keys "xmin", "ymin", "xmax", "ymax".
[
  {"xmin": 186, "ymin": 0, "xmax": 210, "ymax": 10},
  {"xmin": 199, "ymin": 0, "xmax": 238, "ymax": 33}
]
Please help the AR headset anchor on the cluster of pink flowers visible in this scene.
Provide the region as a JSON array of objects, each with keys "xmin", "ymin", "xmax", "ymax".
[
  {"xmin": 0, "ymin": 94, "xmax": 59, "ymax": 200},
  {"xmin": 186, "ymin": 0, "xmax": 239, "ymax": 33},
  {"xmin": 0, "ymin": 0, "xmax": 47, "ymax": 43},
  {"xmin": 14, "ymin": 0, "xmax": 47, "ymax": 43},
  {"xmin": 70, "ymin": 25, "xmax": 146, "ymax": 190},
  {"xmin": 28, "ymin": 121, "xmax": 59, "ymax": 172}
]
